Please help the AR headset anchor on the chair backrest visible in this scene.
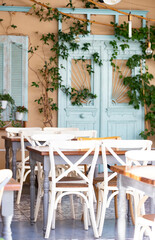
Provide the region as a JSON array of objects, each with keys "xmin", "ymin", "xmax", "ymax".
[
  {"xmin": 43, "ymin": 127, "xmax": 79, "ymax": 134},
  {"xmin": 19, "ymin": 130, "xmax": 43, "ymax": 163},
  {"xmin": 101, "ymin": 139, "xmax": 152, "ymax": 185},
  {"xmin": 59, "ymin": 130, "xmax": 97, "ymax": 138},
  {"xmin": 125, "ymin": 150, "xmax": 155, "ymax": 166},
  {"xmin": 5, "ymin": 127, "xmax": 42, "ymax": 137},
  {"xmin": 0, "ymin": 169, "xmax": 12, "ymax": 204},
  {"xmin": 49, "ymin": 140, "xmax": 100, "ymax": 186},
  {"xmin": 30, "ymin": 133, "xmax": 75, "ymax": 147}
]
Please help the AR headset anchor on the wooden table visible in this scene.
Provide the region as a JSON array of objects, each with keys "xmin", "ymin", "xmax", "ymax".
[
  {"xmin": 1, "ymin": 178, "xmax": 20, "ymax": 240},
  {"xmin": 2, "ymin": 136, "xmax": 30, "ymax": 179},
  {"xmin": 27, "ymin": 145, "xmax": 126, "ymax": 236},
  {"xmin": 110, "ymin": 165, "xmax": 155, "ymax": 240}
]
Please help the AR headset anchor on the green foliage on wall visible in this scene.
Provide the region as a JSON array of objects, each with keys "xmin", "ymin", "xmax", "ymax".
[{"xmin": 109, "ymin": 22, "xmax": 155, "ymax": 138}]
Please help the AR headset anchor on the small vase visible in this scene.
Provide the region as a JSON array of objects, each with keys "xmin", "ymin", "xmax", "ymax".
[
  {"xmin": 0, "ymin": 100, "xmax": 8, "ymax": 109},
  {"xmin": 15, "ymin": 112, "xmax": 24, "ymax": 121}
]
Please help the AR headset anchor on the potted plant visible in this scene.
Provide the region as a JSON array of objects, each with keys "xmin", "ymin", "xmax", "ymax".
[
  {"xmin": 15, "ymin": 106, "xmax": 28, "ymax": 121},
  {"xmin": 0, "ymin": 93, "xmax": 15, "ymax": 109}
]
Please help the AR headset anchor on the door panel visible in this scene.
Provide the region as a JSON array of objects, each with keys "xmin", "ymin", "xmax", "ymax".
[
  {"xmin": 58, "ymin": 46, "xmax": 101, "ymax": 134},
  {"xmin": 100, "ymin": 40, "xmax": 144, "ymax": 139}
]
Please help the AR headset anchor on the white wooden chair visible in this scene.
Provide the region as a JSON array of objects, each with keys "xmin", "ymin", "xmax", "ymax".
[
  {"xmin": 16, "ymin": 129, "xmax": 43, "ymax": 204},
  {"xmin": 5, "ymin": 127, "xmax": 42, "ymax": 166},
  {"xmin": 0, "ymin": 169, "xmax": 12, "ymax": 204},
  {"xmin": 30, "ymin": 133, "xmax": 75, "ymax": 222},
  {"xmin": 43, "ymin": 127, "xmax": 79, "ymax": 133},
  {"xmin": 78, "ymin": 136, "xmax": 121, "ymax": 218},
  {"xmin": 97, "ymin": 139, "xmax": 152, "ymax": 237},
  {"xmin": 125, "ymin": 149, "xmax": 155, "ymax": 166},
  {"xmin": 59, "ymin": 130, "xmax": 97, "ymax": 138},
  {"xmin": 5, "ymin": 127, "xmax": 42, "ymax": 137},
  {"xmin": 125, "ymin": 150, "xmax": 155, "ymax": 240},
  {"xmin": 45, "ymin": 140, "xmax": 100, "ymax": 239}
]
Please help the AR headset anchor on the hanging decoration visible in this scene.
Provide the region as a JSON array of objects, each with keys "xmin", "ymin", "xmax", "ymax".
[
  {"xmin": 128, "ymin": 12, "xmax": 132, "ymax": 38},
  {"xmin": 145, "ymin": 25, "xmax": 153, "ymax": 55},
  {"xmin": 74, "ymin": 35, "xmax": 80, "ymax": 43},
  {"xmin": 145, "ymin": 41, "xmax": 153, "ymax": 55},
  {"xmin": 102, "ymin": 0, "xmax": 121, "ymax": 5}
]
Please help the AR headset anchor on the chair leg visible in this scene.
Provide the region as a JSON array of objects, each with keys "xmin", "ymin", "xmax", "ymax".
[
  {"xmin": 83, "ymin": 201, "xmax": 88, "ymax": 230},
  {"xmin": 128, "ymin": 194, "xmax": 135, "ymax": 225},
  {"xmin": 45, "ymin": 191, "xmax": 56, "ymax": 239},
  {"xmin": 96, "ymin": 188, "xmax": 103, "ymax": 227},
  {"xmin": 34, "ymin": 186, "xmax": 42, "ymax": 222},
  {"xmin": 84, "ymin": 164, "xmax": 88, "ymax": 175},
  {"xmin": 151, "ymin": 224, "xmax": 155, "ymax": 240},
  {"xmin": 133, "ymin": 220, "xmax": 141, "ymax": 240},
  {"xmin": 98, "ymin": 190, "xmax": 109, "ymax": 237},
  {"xmin": 51, "ymin": 210, "xmax": 56, "ymax": 229},
  {"xmin": 70, "ymin": 195, "xmax": 75, "ymax": 219},
  {"xmin": 93, "ymin": 183, "xmax": 98, "ymax": 201},
  {"xmin": 88, "ymin": 193, "xmax": 99, "ymax": 238},
  {"xmin": 16, "ymin": 168, "xmax": 25, "ymax": 204}
]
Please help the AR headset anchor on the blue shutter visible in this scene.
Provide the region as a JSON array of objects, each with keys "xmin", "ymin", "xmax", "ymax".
[
  {"xmin": 0, "ymin": 43, "xmax": 3, "ymax": 91},
  {"xmin": 0, "ymin": 36, "xmax": 28, "ymax": 121}
]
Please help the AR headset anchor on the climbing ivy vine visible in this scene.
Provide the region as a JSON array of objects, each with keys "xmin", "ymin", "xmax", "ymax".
[
  {"xmin": 30, "ymin": 2, "xmax": 102, "ymax": 126},
  {"xmin": 109, "ymin": 22, "xmax": 155, "ymax": 139}
]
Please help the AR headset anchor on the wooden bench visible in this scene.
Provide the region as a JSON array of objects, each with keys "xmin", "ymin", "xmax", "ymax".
[{"xmin": 1, "ymin": 178, "xmax": 20, "ymax": 240}]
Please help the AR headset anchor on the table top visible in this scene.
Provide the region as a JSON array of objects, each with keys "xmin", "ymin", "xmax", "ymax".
[
  {"xmin": 2, "ymin": 136, "xmax": 23, "ymax": 142},
  {"xmin": 26, "ymin": 145, "xmax": 126, "ymax": 156},
  {"xmin": 110, "ymin": 165, "xmax": 155, "ymax": 186}
]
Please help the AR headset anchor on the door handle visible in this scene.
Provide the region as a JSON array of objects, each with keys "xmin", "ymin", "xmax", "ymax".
[{"xmin": 80, "ymin": 114, "xmax": 85, "ymax": 119}]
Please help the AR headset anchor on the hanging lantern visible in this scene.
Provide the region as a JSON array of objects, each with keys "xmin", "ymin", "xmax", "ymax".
[
  {"xmin": 128, "ymin": 12, "xmax": 132, "ymax": 38},
  {"xmin": 74, "ymin": 35, "xmax": 80, "ymax": 43},
  {"xmin": 145, "ymin": 41, "xmax": 153, "ymax": 55},
  {"xmin": 99, "ymin": 0, "xmax": 121, "ymax": 5},
  {"xmin": 145, "ymin": 25, "xmax": 152, "ymax": 55}
]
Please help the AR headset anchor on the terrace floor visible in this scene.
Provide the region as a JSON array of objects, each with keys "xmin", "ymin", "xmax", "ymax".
[{"xmin": 0, "ymin": 184, "xmax": 151, "ymax": 240}]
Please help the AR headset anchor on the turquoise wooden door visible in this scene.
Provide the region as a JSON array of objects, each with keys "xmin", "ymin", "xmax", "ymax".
[
  {"xmin": 58, "ymin": 43, "xmax": 101, "ymax": 134},
  {"xmin": 100, "ymin": 40, "xmax": 144, "ymax": 139},
  {"xmin": 58, "ymin": 38, "xmax": 144, "ymax": 139}
]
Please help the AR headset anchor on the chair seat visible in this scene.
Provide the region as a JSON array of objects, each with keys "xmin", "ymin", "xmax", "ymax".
[
  {"xmin": 56, "ymin": 182, "xmax": 88, "ymax": 188},
  {"xmin": 142, "ymin": 214, "xmax": 155, "ymax": 222},
  {"xmin": 94, "ymin": 175, "xmax": 117, "ymax": 187},
  {"xmin": 51, "ymin": 176, "xmax": 88, "ymax": 188}
]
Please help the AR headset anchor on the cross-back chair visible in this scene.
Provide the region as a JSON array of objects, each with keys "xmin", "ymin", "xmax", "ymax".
[
  {"xmin": 5, "ymin": 127, "xmax": 42, "ymax": 167},
  {"xmin": 16, "ymin": 129, "xmax": 43, "ymax": 204},
  {"xmin": 77, "ymin": 136, "xmax": 121, "ymax": 218},
  {"xmin": 59, "ymin": 130, "xmax": 97, "ymax": 138},
  {"xmin": 43, "ymin": 127, "xmax": 79, "ymax": 134},
  {"xmin": 30, "ymin": 133, "xmax": 75, "ymax": 222},
  {"xmin": 97, "ymin": 139, "xmax": 152, "ymax": 237},
  {"xmin": 125, "ymin": 150, "xmax": 155, "ymax": 240},
  {"xmin": 5, "ymin": 127, "xmax": 42, "ymax": 137},
  {"xmin": 45, "ymin": 140, "xmax": 100, "ymax": 239}
]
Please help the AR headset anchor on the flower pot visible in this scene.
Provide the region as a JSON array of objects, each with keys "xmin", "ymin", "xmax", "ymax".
[
  {"xmin": 15, "ymin": 112, "xmax": 24, "ymax": 121},
  {"xmin": 0, "ymin": 100, "xmax": 8, "ymax": 109}
]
